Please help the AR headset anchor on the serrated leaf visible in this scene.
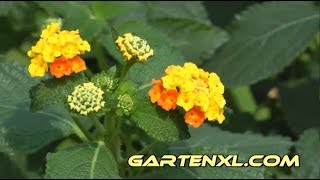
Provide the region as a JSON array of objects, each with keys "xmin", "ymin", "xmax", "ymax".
[
  {"xmin": 149, "ymin": 18, "xmax": 229, "ymax": 64},
  {"xmin": 46, "ymin": 141, "xmax": 120, "ymax": 178},
  {"xmin": 130, "ymin": 97, "xmax": 188, "ymax": 142},
  {"xmin": 292, "ymin": 128, "xmax": 320, "ymax": 179},
  {"xmin": 104, "ymin": 65, "xmax": 117, "ymax": 78},
  {"xmin": 158, "ymin": 124, "xmax": 293, "ymax": 179},
  {"xmin": 0, "ymin": 61, "xmax": 78, "ymax": 154},
  {"xmin": 205, "ymin": 2, "xmax": 320, "ymax": 87},
  {"xmin": 29, "ymin": 74, "xmax": 88, "ymax": 112}
]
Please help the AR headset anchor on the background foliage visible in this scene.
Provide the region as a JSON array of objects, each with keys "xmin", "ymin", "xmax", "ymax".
[{"xmin": 0, "ymin": 1, "xmax": 319, "ymax": 179}]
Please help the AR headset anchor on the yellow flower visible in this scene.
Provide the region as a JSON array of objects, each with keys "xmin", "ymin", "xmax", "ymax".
[
  {"xmin": 149, "ymin": 62, "xmax": 226, "ymax": 128},
  {"xmin": 194, "ymin": 91, "xmax": 210, "ymax": 112},
  {"xmin": 177, "ymin": 91, "xmax": 196, "ymax": 111},
  {"xmin": 205, "ymin": 101, "xmax": 220, "ymax": 121},
  {"xmin": 28, "ymin": 56, "xmax": 48, "ymax": 77},
  {"xmin": 27, "ymin": 22, "xmax": 91, "ymax": 78},
  {"xmin": 208, "ymin": 72, "xmax": 224, "ymax": 94},
  {"xmin": 40, "ymin": 22, "xmax": 60, "ymax": 39},
  {"xmin": 115, "ymin": 33, "xmax": 154, "ymax": 62}
]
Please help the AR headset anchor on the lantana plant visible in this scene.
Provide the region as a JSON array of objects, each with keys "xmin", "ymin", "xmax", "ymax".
[
  {"xmin": 25, "ymin": 21, "xmax": 226, "ymax": 177},
  {"xmin": 1, "ymin": 1, "xmax": 318, "ymax": 179}
]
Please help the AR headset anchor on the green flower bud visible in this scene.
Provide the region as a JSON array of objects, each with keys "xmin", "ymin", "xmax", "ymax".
[
  {"xmin": 68, "ymin": 82, "xmax": 105, "ymax": 116},
  {"xmin": 117, "ymin": 94, "xmax": 134, "ymax": 115},
  {"xmin": 91, "ymin": 72, "xmax": 115, "ymax": 92}
]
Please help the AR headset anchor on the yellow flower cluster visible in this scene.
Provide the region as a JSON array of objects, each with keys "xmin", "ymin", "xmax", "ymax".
[
  {"xmin": 149, "ymin": 62, "xmax": 226, "ymax": 128},
  {"xmin": 27, "ymin": 22, "xmax": 91, "ymax": 77},
  {"xmin": 68, "ymin": 82, "xmax": 105, "ymax": 116},
  {"xmin": 115, "ymin": 33, "xmax": 154, "ymax": 62}
]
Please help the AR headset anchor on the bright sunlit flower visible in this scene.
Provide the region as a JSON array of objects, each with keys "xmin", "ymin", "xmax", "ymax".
[
  {"xmin": 27, "ymin": 22, "xmax": 90, "ymax": 78},
  {"xmin": 149, "ymin": 62, "xmax": 226, "ymax": 128},
  {"xmin": 115, "ymin": 33, "xmax": 154, "ymax": 62}
]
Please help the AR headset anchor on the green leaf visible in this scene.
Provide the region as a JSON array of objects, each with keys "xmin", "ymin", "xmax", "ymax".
[
  {"xmin": 92, "ymin": 1, "xmax": 143, "ymax": 20},
  {"xmin": 205, "ymin": 2, "xmax": 320, "ymax": 87},
  {"xmin": 0, "ymin": 61, "xmax": 78, "ymax": 154},
  {"xmin": 170, "ymin": 124, "xmax": 292, "ymax": 158},
  {"xmin": 46, "ymin": 141, "xmax": 120, "ymax": 178},
  {"xmin": 101, "ymin": 20, "xmax": 175, "ymax": 63},
  {"xmin": 130, "ymin": 97, "xmax": 188, "ymax": 142},
  {"xmin": 146, "ymin": 1, "xmax": 211, "ymax": 25},
  {"xmin": 292, "ymin": 128, "xmax": 320, "ymax": 179},
  {"xmin": 280, "ymin": 80, "xmax": 320, "ymax": 133},
  {"xmin": 116, "ymin": 81, "xmax": 137, "ymax": 96},
  {"xmin": 126, "ymin": 45, "xmax": 185, "ymax": 88},
  {"xmin": 158, "ymin": 124, "xmax": 293, "ymax": 179},
  {"xmin": 97, "ymin": 2, "xmax": 227, "ymax": 64},
  {"xmin": 36, "ymin": 1, "xmax": 105, "ymax": 41},
  {"xmin": 149, "ymin": 18, "xmax": 229, "ymax": 64},
  {"xmin": 29, "ymin": 74, "xmax": 88, "ymax": 112}
]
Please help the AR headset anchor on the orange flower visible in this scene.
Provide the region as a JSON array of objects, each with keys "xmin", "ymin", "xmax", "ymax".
[
  {"xmin": 70, "ymin": 56, "xmax": 86, "ymax": 73},
  {"xmin": 184, "ymin": 106, "xmax": 205, "ymax": 128},
  {"xmin": 148, "ymin": 79, "xmax": 164, "ymax": 103},
  {"xmin": 149, "ymin": 63, "xmax": 226, "ymax": 128},
  {"xmin": 157, "ymin": 89, "xmax": 179, "ymax": 111},
  {"xmin": 50, "ymin": 56, "xmax": 72, "ymax": 78}
]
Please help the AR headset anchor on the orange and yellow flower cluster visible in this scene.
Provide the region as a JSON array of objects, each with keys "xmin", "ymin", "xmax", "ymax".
[
  {"xmin": 27, "ymin": 22, "xmax": 90, "ymax": 78},
  {"xmin": 149, "ymin": 62, "xmax": 226, "ymax": 128}
]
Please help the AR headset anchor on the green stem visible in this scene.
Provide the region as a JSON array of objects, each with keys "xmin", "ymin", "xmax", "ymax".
[
  {"xmin": 104, "ymin": 112, "xmax": 114, "ymax": 144},
  {"xmin": 90, "ymin": 115, "xmax": 107, "ymax": 137},
  {"xmin": 104, "ymin": 112, "xmax": 122, "ymax": 165},
  {"xmin": 119, "ymin": 142, "xmax": 157, "ymax": 169},
  {"xmin": 84, "ymin": 67, "xmax": 94, "ymax": 78},
  {"xmin": 108, "ymin": 115, "xmax": 117, "ymax": 144},
  {"xmin": 107, "ymin": 116, "xmax": 122, "ymax": 165},
  {"xmin": 112, "ymin": 117, "xmax": 122, "ymax": 163},
  {"xmin": 93, "ymin": 39, "xmax": 109, "ymax": 71},
  {"xmin": 133, "ymin": 142, "xmax": 156, "ymax": 156},
  {"xmin": 72, "ymin": 115, "xmax": 93, "ymax": 142},
  {"xmin": 119, "ymin": 61, "xmax": 135, "ymax": 82}
]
